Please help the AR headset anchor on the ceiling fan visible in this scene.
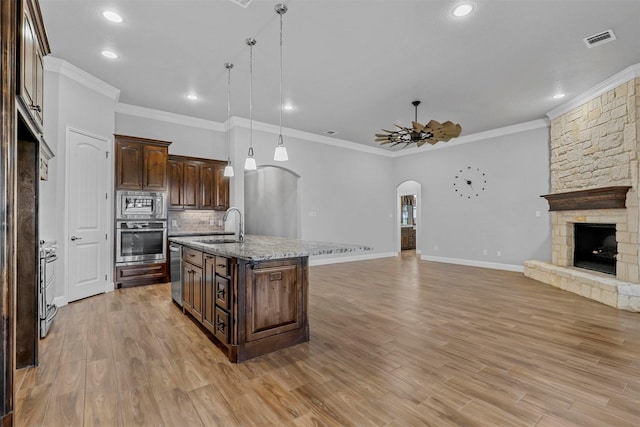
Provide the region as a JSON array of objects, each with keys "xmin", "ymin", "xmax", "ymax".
[{"xmin": 376, "ymin": 100, "xmax": 462, "ymax": 147}]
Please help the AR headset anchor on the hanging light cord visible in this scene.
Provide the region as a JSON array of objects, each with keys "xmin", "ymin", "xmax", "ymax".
[
  {"xmin": 277, "ymin": 6, "xmax": 284, "ymax": 145},
  {"xmin": 225, "ymin": 62, "xmax": 233, "ymax": 163},
  {"xmin": 249, "ymin": 41, "xmax": 254, "ymax": 153}
]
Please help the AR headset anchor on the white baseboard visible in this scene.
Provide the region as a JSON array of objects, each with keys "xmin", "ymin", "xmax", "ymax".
[
  {"xmin": 52, "ymin": 296, "xmax": 68, "ymax": 308},
  {"xmin": 309, "ymin": 252, "xmax": 397, "ymax": 266},
  {"xmin": 420, "ymin": 255, "xmax": 524, "ymax": 272}
]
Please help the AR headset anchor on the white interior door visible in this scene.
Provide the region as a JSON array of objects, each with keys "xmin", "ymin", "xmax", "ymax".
[{"xmin": 67, "ymin": 129, "xmax": 110, "ymax": 302}]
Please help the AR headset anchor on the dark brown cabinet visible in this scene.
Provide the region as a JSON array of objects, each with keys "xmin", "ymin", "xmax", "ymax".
[
  {"xmin": 182, "ymin": 248, "xmax": 203, "ymax": 322},
  {"xmin": 168, "ymin": 155, "xmax": 229, "ymax": 211},
  {"xmin": 115, "ymin": 135, "xmax": 170, "ymax": 191},
  {"xmin": 115, "ymin": 262, "xmax": 168, "ymax": 289},
  {"xmin": 176, "ymin": 243, "xmax": 309, "ymax": 363},
  {"xmin": 18, "ymin": 0, "xmax": 49, "ymax": 130}
]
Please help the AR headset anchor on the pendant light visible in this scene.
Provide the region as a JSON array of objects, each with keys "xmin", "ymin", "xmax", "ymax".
[
  {"xmin": 244, "ymin": 38, "xmax": 257, "ymax": 170},
  {"xmin": 273, "ymin": 3, "xmax": 288, "ymax": 162},
  {"xmin": 223, "ymin": 62, "xmax": 234, "ymax": 177}
]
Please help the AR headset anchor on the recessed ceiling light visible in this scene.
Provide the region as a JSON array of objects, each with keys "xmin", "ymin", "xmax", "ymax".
[
  {"xmin": 102, "ymin": 11, "xmax": 123, "ymax": 23},
  {"xmin": 553, "ymin": 93, "xmax": 566, "ymax": 100},
  {"xmin": 101, "ymin": 50, "xmax": 118, "ymax": 59},
  {"xmin": 452, "ymin": 3, "xmax": 474, "ymax": 17},
  {"xmin": 282, "ymin": 103, "xmax": 294, "ymax": 111},
  {"xmin": 186, "ymin": 94, "xmax": 199, "ymax": 101}
]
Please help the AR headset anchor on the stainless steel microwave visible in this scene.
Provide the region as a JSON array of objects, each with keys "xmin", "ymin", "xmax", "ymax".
[{"xmin": 116, "ymin": 191, "xmax": 167, "ymax": 220}]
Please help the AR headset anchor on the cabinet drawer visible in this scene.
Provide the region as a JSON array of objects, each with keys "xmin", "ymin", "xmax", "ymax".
[
  {"xmin": 215, "ymin": 276, "xmax": 230, "ymax": 311},
  {"xmin": 215, "ymin": 307, "xmax": 230, "ymax": 344},
  {"xmin": 183, "ymin": 247, "xmax": 203, "ymax": 267},
  {"xmin": 215, "ymin": 256, "xmax": 229, "ymax": 276}
]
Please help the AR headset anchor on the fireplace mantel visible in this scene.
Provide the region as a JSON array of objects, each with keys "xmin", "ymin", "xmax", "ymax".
[{"xmin": 541, "ymin": 186, "xmax": 632, "ymax": 211}]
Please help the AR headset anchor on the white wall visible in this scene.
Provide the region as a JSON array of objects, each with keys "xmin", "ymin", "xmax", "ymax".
[
  {"xmin": 42, "ymin": 58, "xmax": 118, "ymax": 302},
  {"xmin": 394, "ymin": 123, "xmax": 552, "ymax": 270},
  {"xmin": 231, "ymin": 125, "xmax": 396, "ymax": 257},
  {"xmin": 115, "ymin": 112, "xmax": 228, "ymax": 159}
]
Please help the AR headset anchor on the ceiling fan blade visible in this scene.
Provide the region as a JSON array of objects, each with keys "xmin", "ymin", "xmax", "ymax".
[
  {"xmin": 412, "ymin": 121, "xmax": 425, "ymax": 132},
  {"xmin": 381, "ymin": 129, "xmax": 396, "ymax": 133},
  {"xmin": 375, "ymin": 133, "xmax": 391, "ymax": 137}
]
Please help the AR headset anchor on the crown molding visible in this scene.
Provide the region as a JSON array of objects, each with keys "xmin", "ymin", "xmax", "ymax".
[
  {"xmin": 116, "ymin": 103, "xmax": 225, "ymax": 131},
  {"xmin": 43, "ymin": 56, "xmax": 120, "ymax": 101},
  {"xmin": 389, "ymin": 118, "xmax": 550, "ymax": 158},
  {"xmin": 229, "ymin": 117, "xmax": 395, "ymax": 157},
  {"xmin": 547, "ymin": 63, "xmax": 640, "ymax": 120}
]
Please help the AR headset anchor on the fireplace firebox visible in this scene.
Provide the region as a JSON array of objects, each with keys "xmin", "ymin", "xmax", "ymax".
[{"xmin": 574, "ymin": 224, "xmax": 616, "ymax": 275}]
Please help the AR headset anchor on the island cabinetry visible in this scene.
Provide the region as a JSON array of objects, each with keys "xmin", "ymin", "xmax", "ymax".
[
  {"xmin": 168, "ymin": 155, "xmax": 229, "ymax": 211},
  {"xmin": 203, "ymin": 254, "xmax": 234, "ymax": 346},
  {"xmin": 115, "ymin": 135, "xmax": 170, "ymax": 191},
  {"xmin": 182, "ymin": 248, "xmax": 203, "ymax": 322},
  {"xmin": 236, "ymin": 258, "xmax": 308, "ymax": 361}
]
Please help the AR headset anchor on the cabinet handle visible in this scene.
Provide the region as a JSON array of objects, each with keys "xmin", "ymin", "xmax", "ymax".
[
  {"xmin": 217, "ymin": 321, "xmax": 225, "ymax": 332},
  {"xmin": 30, "ymin": 104, "xmax": 42, "ymax": 113},
  {"xmin": 189, "ymin": 253, "xmax": 195, "ymax": 257},
  {"xmin": 217, "ymin": 264, "xmax": 226, "ymax": 268}
]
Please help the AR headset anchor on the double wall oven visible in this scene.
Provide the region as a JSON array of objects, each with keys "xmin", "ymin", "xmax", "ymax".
[{"xmin": 116, "ymin": 191, "xmax": 167, "ymax": 265}]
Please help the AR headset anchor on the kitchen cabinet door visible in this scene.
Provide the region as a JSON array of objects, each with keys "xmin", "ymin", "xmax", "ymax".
[
  {"xmin": 115, "ymin": 140, "xmax": 143, "ymax": 190},
  {"xmin": 168, "ymin": 160, "xmax": 183, "ymax": 208},
  {"xmin": 183, "ymin": 161, "xmax": 199, "ymax": 209},
  {"xmin": 214, "ymin": 162, "xmax": 230, "ymax": 211},
  {"xmin": 143, "ymin": 145, "xmax": 168, "ymax": 190},
  {"xmin": 199, "ymin": 163, "xmax": 216, "ymax": 210}
]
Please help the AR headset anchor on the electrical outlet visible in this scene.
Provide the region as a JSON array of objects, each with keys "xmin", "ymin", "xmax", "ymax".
[
  {"xmin": 309, "ymin": 211, "xmax": 317, "ymax": 217},
  {"xmin": 535, "ymin": 210, "xmax": 541, "ymax": 217},
  {"xmin": 171, "ymin": 220, "xmax": 177, "ymax": 227},
  {"xmin": 434, "ymin": 245, "xmax": 438, "ymax": 251},
  {"xmin": 209, "ymin": 219, "xmax": 216, "ymax": 225},
  {"xmin": 497, "ymin": 251, "xmax": 502, "ymax": 257},
  {"xmin": 483, "ymin": 249, "xmax": 488, "ymax": 256},
  {"xmin": 217, "ymin": 219, "xmax": 223, "ymax": 227}
]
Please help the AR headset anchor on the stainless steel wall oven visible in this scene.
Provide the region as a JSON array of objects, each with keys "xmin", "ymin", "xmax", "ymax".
[{"xmin": 116, "ymin": 221, "xmax": 167, "ymax": 264}]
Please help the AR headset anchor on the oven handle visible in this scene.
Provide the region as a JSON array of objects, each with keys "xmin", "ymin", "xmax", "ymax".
[
  {"xmin": 45, "ymin": 254, "xmax": 58, "ymax": 263},
  {"xmin": 118, "ymin": 228, "xmax": 166, "ymax": 232}
]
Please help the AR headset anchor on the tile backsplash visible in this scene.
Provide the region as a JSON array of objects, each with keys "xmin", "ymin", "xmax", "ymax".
[{"xmin": 168, "ymin": 210, "xmax": 226, "ymax": 234}]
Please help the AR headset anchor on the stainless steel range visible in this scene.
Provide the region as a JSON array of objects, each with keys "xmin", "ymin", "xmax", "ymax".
[{"xmin": 39, "ymin": 240, "xmax": 58, "ymax": 338}]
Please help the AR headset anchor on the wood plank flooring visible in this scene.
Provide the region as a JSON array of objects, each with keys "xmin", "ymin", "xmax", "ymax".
[{"xmin": 15, "ymin": 253, "xmax": 640, "ymax": 426}]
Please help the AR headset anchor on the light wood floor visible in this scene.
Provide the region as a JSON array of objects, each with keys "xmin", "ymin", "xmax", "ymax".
[{"xmin": 15, "ymin": 253, "xmax": 640, "ymax": 426}]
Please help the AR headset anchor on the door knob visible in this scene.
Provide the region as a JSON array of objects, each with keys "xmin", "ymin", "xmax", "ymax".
[{"xmin": 70, "ymin": 236, "xmax": 82, "ymax": 241}]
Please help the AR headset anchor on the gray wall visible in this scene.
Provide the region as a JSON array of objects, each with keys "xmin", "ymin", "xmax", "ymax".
[
  {"xmin": 42, "ymin": 61, "xmax": 117, "ymax": 301},
  {"xmin": 394, "ymin": 125, "xmax": 552, "ymax": 268},
  {"xmin": 115, "ymin": 113, "xmax": 227, "ymax": 159},
  {"xmin": 245, "ymin": 166, "xmax": 300, "ymax": 239}
]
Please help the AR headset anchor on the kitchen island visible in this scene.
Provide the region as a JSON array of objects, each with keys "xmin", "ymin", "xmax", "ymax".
[{"xmin": 169, "ymin": 235, "xmax": 370, "ymax": 362}]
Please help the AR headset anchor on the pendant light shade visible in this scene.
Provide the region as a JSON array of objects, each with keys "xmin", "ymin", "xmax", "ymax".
[
  {"xmin": 224, "ymin": 62, "xmax": 234, "ymax": 177},
  {"xmin": 244, "ymin": 38, "xmax": 258, "ymax": 170},
  {"xmin": 274, "ymin": 4, "xmax": 288, "ymax": 162}
]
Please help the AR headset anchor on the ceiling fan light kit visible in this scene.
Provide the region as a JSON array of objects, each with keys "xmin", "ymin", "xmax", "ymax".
[{"xmin": 376, "ymin": 100, "xmax": 462, "ymax": 148}]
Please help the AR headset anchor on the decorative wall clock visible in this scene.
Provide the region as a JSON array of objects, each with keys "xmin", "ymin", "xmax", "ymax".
[{"xmin": 453, "ymin": 166, "xmax": 487, "ymax": 198}]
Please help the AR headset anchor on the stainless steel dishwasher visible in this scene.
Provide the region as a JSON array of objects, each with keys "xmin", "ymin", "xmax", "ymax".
[{"xmin": 169, "ymin": 244, "xmax": 182, "ymax": 306}]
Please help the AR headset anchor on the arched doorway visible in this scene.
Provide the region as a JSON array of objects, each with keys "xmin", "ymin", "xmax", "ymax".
[
  {"xmin": 244, "ymin": 165, "xmax": 301, "ymax": 239},
  {"xmin": 397, "ymin": 180, "xmax": 421, "ymax": 254}
]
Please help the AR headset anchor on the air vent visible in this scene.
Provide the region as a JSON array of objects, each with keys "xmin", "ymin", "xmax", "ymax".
[
  {"xmin": 324, "ymin": 130, "xmax": 338, "ymax": 136},
  {"xmin": 228, "ymin": 0, "xmax": 252, "ymax": 8},
  {"xmin": 583, "ymin": 29, "xmax": 616, "ymax": 48}
]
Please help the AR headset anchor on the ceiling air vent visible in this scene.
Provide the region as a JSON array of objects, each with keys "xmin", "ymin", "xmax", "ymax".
[
  {"xmin": 583, "ymin": 29, "xmax": 616, "ymax": 48},
  {"xmin": 228, "ymin": 0, "xmax": 252, "ymax": 8}
]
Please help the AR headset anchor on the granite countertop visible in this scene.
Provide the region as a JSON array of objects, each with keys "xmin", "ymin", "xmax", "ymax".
[
  {"xmin": 168, "ymin": 231, "xmax": 235, "ymax": 237},
  {"xmin": 168, "ymin": 234, "xmax": 372, "ymax": 261}
]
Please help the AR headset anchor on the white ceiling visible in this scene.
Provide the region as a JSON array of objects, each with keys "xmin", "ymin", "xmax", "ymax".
[{"xmin": 40, "ymin": 0, "xmax": 640, "ymax": 150}]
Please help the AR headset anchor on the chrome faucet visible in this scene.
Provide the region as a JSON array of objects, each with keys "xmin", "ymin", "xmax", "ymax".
[{"xmin": 223, "ymin": 207, "xmax": 244, "ymax": 242}]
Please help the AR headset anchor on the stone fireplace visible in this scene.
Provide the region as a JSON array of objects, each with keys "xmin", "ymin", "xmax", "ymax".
[{"xmin": 524, "ymin": 75, "xmax": 640, "ymax": 312}]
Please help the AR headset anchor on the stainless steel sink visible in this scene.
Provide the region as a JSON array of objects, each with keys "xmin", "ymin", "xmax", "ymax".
[{"xmin": 194, "ymin": 238, "xmax": 239, "ymax": 244}]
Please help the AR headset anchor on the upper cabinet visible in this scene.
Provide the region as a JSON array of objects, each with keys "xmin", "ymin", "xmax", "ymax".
[
  {"xmin": 115, "ymin": 135, "xmax": 171, "ymax": 191},
  {"xmin": 18, "ymin": 0, "xmax": 50, "ymax": 131},
  {"xmin": 168, "ymin": 155, "xmax": 229, "ymax": 211}
]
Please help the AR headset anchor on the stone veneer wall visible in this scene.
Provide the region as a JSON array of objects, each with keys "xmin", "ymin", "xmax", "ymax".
[{"xmin": 525, "ymin": 77, "xmax": 640, "ymax": 311}]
